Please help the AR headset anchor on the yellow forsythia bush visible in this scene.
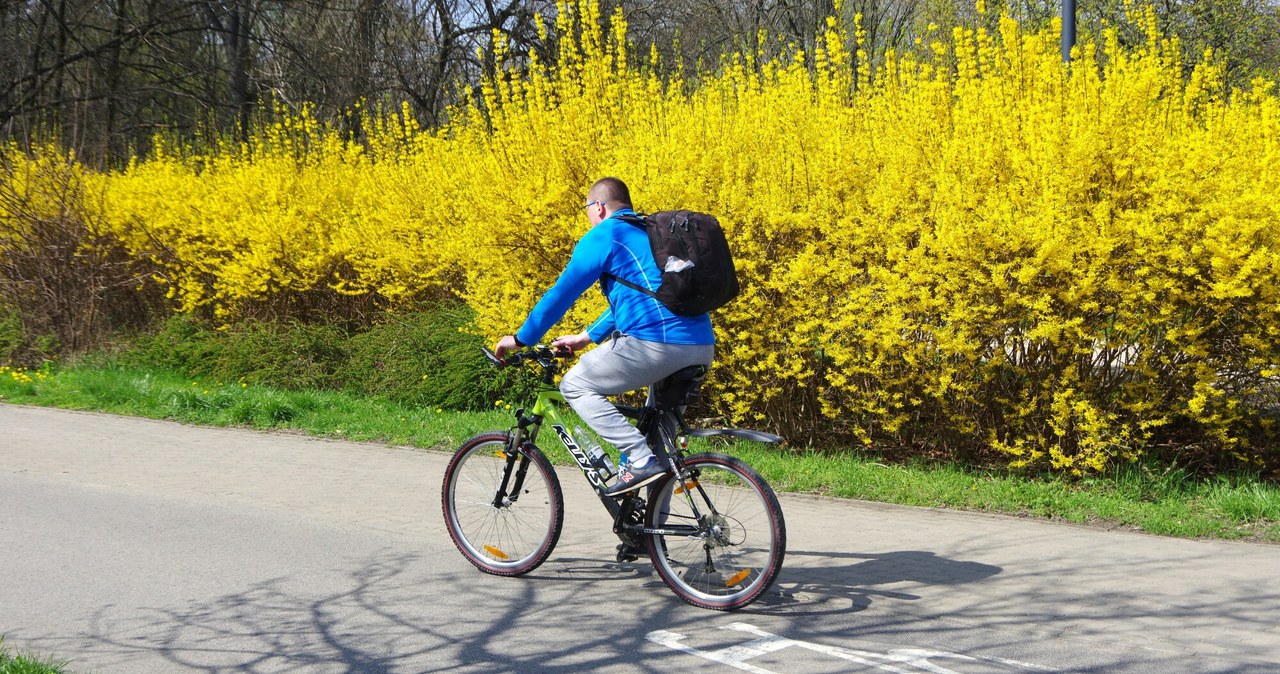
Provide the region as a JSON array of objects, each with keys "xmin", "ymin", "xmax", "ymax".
[{"xmin": 4, "ymin": 0, "xmax": 1279, "ymax": 472}]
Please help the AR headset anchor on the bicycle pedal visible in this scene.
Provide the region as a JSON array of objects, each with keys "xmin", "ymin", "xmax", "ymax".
[{"xmin": 615, "ymin": 541, "xmax": 646, "ymax": 563}]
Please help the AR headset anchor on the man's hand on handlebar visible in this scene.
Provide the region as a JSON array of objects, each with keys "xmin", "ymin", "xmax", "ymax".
[
  {"xmin": 550, "ymin": 331, "xmax": 591, "ymax": 353},
  {"xmin": 495, "ymin": 332, "xmax": 588, "ymax": 360},
  {"xmin": 494, "ymin": 335, "xmax": 521, "ymax": 359}
]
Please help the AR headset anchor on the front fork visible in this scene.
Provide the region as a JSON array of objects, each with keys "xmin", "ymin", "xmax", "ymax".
[
  {"xmin": 492, "ymin": 413, "xmax": 543, "ymax": 508},
  {"xmin": 493, "ymin": 435, "xmax": 535, "ymax": 508}
]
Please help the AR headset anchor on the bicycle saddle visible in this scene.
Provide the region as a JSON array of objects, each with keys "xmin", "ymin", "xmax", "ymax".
[{"xmin": 653, "ymin": 364, "xmax": 708, "ymax": 410}]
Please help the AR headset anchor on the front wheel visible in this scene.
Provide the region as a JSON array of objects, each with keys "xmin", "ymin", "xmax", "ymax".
[
  {"xmin": 646, "ymin": 452, "xmax": 786, "ymax": 610},
  {"xmin": 442, "ymin": 432, "xmax": 564, "ymax": 576}
]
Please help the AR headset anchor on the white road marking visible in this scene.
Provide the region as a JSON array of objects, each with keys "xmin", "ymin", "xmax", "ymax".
[{"xmin": 647, "ymin": 622, "xmax": 1054, "ymax": 673}]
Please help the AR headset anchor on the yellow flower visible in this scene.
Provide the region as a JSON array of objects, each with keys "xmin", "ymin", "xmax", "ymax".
[{"xmin": 7, "ymin": 0, "xmax": 1277, "ymax": 474}]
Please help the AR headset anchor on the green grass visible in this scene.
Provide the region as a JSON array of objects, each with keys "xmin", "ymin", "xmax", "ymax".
[
  {"xmin": 3, "ymin": 361, "xmax": 1278, "ymax": 543},
  {"xmin": 0, "ymin": 361, "xmax": 512, "ymax": 450},
  {"xmin": 0, "ymin": 637, "xmax": 70, "ymax": 674},
  {"xmin": 721, "ymin": 444, "xmax": 1280, "ymax": 541}
]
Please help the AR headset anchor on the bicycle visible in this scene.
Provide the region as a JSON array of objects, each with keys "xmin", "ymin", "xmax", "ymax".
[{"xmin": 441, "ymin": 344, "xmax": 787, "ymax": 611}]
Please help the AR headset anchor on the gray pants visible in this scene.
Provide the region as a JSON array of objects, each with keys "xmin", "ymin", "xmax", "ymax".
[{"xmin": 560, "ymin": 334, "xmax": 714, "ymax": 462}]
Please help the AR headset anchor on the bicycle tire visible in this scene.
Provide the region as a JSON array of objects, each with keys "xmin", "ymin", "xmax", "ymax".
[
  {"xmin": 442, "ymin": 431, "xmax": 564, "ymax": 576},
  {"xmin": 645, "ymin": 452, "xmax": 786, "ymax": 610}
]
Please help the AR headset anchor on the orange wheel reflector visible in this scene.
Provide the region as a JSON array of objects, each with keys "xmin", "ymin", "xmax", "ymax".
[
  {"xmin": 726, "ymin": 569, "xmax": 752, "ymax": 587},
  {"xmin": 674, "ymin": 480, "xmax": 699, "ymax": 495},
  {"xmin": 494, "ymin": 450, "xmax": 507, "ymax": 458},
  {"xmin": 483, "ymin": 545, "xmax": 510, "ymax": 560}
]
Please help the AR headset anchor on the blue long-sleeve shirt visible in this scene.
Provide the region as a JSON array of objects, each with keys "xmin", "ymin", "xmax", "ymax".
[{"xmin": 515, "ymin": 209, "xmax": 715, "ymax": 346}]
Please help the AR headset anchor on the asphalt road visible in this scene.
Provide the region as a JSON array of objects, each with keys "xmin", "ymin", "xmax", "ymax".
[{"xmin": 2, "ymin": 404, "xmax": 1278, "ymax": 673}]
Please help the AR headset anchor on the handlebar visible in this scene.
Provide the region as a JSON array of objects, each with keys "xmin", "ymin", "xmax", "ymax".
[{"xmin": 482, "ymin": 345, "xmax": 574, "ymax": 370}]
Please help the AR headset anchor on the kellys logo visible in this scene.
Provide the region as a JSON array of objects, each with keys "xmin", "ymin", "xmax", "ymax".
[{"xmin": 553, "ymin": 424, "xmax": 603, "ymax": 487}]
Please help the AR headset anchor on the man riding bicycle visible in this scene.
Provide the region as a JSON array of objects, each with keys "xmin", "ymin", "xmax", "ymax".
[{"xmin": 494, "ymin": 177, "xmax": 715, "ymax": 496}]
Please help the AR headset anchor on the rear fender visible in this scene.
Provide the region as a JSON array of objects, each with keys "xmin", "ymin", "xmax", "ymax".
[{"xmin": 687, "ymin": 428, "xmax": 783, "ymax": 444}]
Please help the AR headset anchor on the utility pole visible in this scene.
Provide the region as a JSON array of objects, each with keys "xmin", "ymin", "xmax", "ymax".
[{"xmin": 1062, "ymin": 0, "xmax": 1077, "ymax": 62}]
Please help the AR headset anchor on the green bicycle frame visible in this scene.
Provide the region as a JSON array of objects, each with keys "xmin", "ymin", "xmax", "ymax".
[
  {"xmin": 525, "ymin": 381, "xmax": 614, "ymax": 493},
  {"xmin": 520, "ymin": 379, "xmax": 709, "ymax": 541},
  {"xmin": 515, "ymin": 379, "xmax": 664, "ymax": 536}
]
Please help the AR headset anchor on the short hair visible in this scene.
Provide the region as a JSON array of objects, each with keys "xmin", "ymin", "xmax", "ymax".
[{"xmin": 588, "ymin": 177, "xmax": 632, "ymax": 210}]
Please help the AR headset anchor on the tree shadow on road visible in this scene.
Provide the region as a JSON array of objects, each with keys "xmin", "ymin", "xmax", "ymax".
[
  {"xmin": 69, "ymin": 545, "xmax": 998, "ymax": 672},
  {"xmin": 75, "ymin": 548, "xmax": 807, "ymax": 673},
  {"xmin": 69, "ymin": 544, "xmax": 1276, "ymax": 674},
  {"xmin": 738, "ymin": 549, "xmax": 1003, "ymax": 617},
  {"xmin": 521, "ymin": 546, "xmax": 1001, "ymax": 618}
]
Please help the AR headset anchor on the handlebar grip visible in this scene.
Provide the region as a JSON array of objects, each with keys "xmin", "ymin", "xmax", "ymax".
[{"xmin": 481, "ymin": 347, "xmax": 507, "ymax": 368}]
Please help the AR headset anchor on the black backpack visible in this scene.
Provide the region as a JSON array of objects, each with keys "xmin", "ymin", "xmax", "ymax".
[{"xmin": 605, "ymin": 210, "xmax": 740, "ymax": 316}]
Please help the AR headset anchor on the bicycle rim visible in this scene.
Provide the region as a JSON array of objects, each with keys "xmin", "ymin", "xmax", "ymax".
[
  {"xmin": 646, "ymin": 452, "xmax": 786, "ymax": 610},
  {"xmin": 443, "ymin": 432, "xmax": 563, "ymax": 576}
]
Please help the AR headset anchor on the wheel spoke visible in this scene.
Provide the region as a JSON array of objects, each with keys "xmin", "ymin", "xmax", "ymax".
[
  {"xmin": 646, "ymin": 453, "xmax": 785, "ymax": 610},
  {"xmin": 444, "ymin": 434, "xmax": 563, "ymax": 576}
]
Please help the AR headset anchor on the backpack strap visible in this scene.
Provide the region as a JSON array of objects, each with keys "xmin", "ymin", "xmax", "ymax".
[
  {"xmin": 615, "ymin": 213, "xmax": 647, "ymax": 228},
  {"xmin": 604, "ymin": 273, "xmax": 659, "ymax": 299},
  {"xmin": 602, "ymin": 213, "xmax": 660, "ymax": 300}
]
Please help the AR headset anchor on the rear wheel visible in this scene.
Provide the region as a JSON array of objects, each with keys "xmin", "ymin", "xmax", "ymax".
[
  {"xmin": 442, "ymin": 432, "xmax": 563, "ymax": 576},
  {"xmin": 645, "ymin": 452, "xmax": 786, "ymax": 610}
]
